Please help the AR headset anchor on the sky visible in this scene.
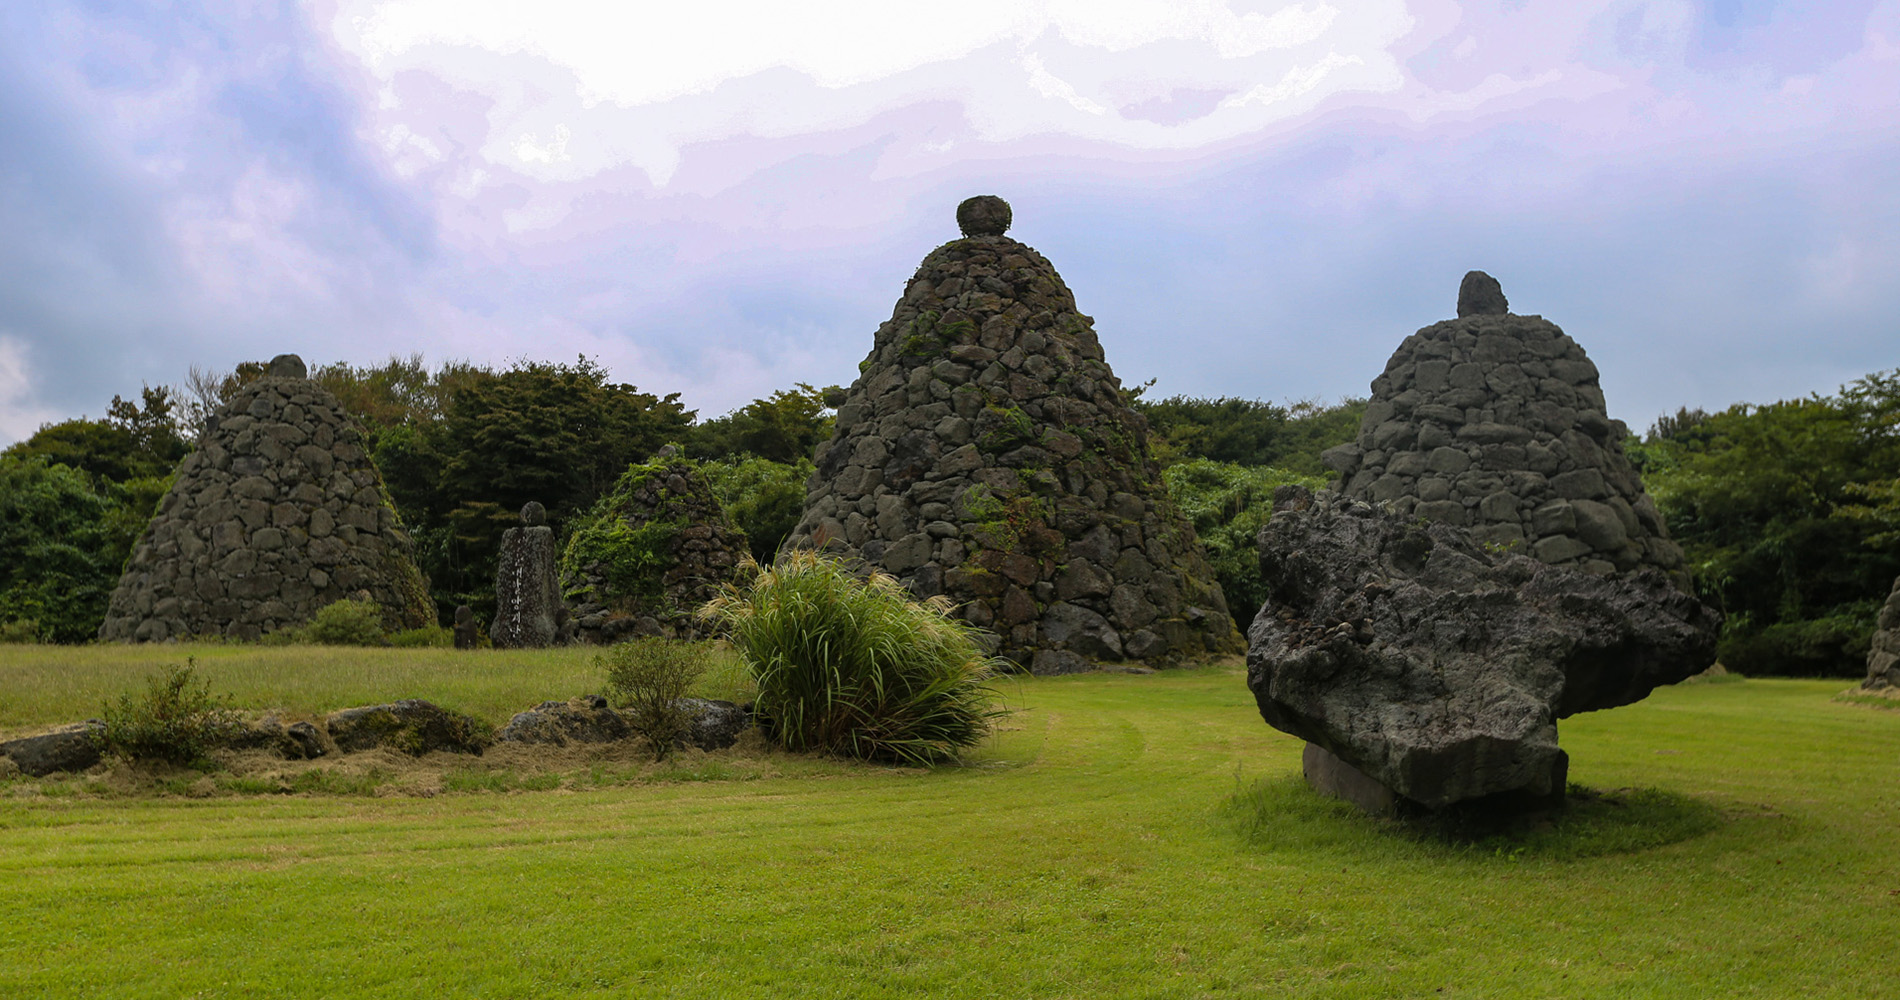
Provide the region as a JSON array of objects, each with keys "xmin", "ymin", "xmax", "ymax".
[{"xmin": 1, "ymin": 0, "xmax": 1896, "ymax": 446}]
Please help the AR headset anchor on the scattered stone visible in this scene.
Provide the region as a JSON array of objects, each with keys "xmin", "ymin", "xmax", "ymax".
[
  {"xmin": 561, "ymin": 452, "xmax": 752, "ymax": 644},
  {"xmin": 325, "ymin": 699, "xmax": 492, "ymax": 756},
  {"xmin": 678, "ymin": 698, "xmax": 749, "ymax": 751},
  {"xmin": 453, "ymin": 605, "xmax": 479, "ymax": 650},
  {"xmin": 1324, "ymin": 275, "xmax": 1689, "ymax": 586},
  {"xmin": 493, "ymin": 502, "xmax": 563, "ymax": 648},
  {"xmin": 99, "ymin": 354, "xmax": 434, "ymax": 642},
  {"xmin": 1865, "ymin": 576, "xmax": 1900, "ymax": 690},
  {"xmin": 1247, "ymin": 486, "xmax": 1719, "ymax": 812},
  {"xmin": 0, "ymin": 721, "xmax": 104, "ymax": 776},
  {"xmin": 495, "ymin": 696, "xmax": 632, "ymax": 745},
  {"xmin": 788, "ymin": 197, "xmax": 1244, "ymax": 671}
]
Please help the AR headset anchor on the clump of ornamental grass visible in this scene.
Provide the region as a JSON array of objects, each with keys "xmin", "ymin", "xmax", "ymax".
[{"xmin": 698, "ymin": 550, "xmax": 1003, "ymax": 764}]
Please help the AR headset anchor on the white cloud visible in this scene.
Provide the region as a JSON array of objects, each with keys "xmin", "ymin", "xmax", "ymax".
[{"xmin": 0, "ymin": 335, "xmax": 59, "ymax": 446}]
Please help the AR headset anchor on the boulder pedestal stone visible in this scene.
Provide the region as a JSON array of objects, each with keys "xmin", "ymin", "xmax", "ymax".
[
  {"xmin": 1865, "ymin": 576, "xmax": 1900, "ymax": 690},
  {"xmin": 1324, "ymin": 274, "xmax": 1689, "ymax": 586},
  {"xmin": 99, "ymin": 354, "xmax": 433, "ymax": 641},
  {"xmin": 789, "ymin": 198, "xmax": 1243, "ymax": 671},
  {"xmin": 1248, "ymin": 486, "xmax": 1718, "ymax": 813}
]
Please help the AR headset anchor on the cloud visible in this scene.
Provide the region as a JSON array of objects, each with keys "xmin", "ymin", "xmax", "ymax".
[{"xmin": 0, "ymin": 335, "xmax": 59, "ymax": 443}]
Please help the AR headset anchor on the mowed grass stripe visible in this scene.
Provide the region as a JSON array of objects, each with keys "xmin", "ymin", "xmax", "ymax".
[{"xmin": 2, "ymin": 662, "xmax": 1897, "ymax": 998}]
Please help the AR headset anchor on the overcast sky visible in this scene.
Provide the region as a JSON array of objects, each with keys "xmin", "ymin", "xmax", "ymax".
[{"xmin": 2, "ymin": 0, "xmax": 1895, "ymax": 446}]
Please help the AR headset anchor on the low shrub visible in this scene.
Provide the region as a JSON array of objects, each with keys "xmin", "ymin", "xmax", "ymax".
[
  {"xmin": 600, "ymin": 638, "xmax": 709, "ymax": 760},
  {"xmin": 1718, "ymin": 606, "xmax": 1876, "ymax": 678},
  {"xmin": 0, "ymin": 618, "xmax": 43, "ymax": 644},
  {"xmin": 97, "ymin": 659, "xmax": 241, "ymax": 767},
  {"xmin": 699, "ymin": 550, "xmax": 1002, "ymax": 764},
  {"xmin": 293, "ymin": 598, "xmax": 389, "ymax": 646},
  {"xmin": 388, "ymin": 624, "xmax": 453, "ymax": 648}
]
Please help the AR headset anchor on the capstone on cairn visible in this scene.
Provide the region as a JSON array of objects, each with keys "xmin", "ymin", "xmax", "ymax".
[
  {"xmin": 99, "ymin": 354, "xmax": 433, "ymax": 642},
  {"xmin": 788, "ymin": 196, "xmax": 1244, "ymax": 672},
  {"xmin": 1323, "ymin": 272, "xmax": 1688, "ymax": 584}
]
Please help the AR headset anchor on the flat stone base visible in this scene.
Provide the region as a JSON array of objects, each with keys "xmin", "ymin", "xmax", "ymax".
[{"xmin": 1303, "ymin": 742, "xmax": 1400, "ymax": 816}]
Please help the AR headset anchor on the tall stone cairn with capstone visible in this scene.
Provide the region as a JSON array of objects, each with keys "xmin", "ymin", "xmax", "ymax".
[
  {"xmin": 1322, "ymin": 271, "xmax": 1689, "ymax": 585},
  {"xmin": 1864, "ymin": 576, "xmax": 1900, "ymax": 690},
  {"xmin": 787, "ymin": 196, "xmax": 1244, "ymax": 673},
  {"xmin": 100, "ymin": 354, "xmax": 434, "ymax": 642},
  {"xmin": 492, "ymin": 501, "xmax": 562, "ymax": 649},
  {"xmin": 560, "ymin": 450, "xmax": 751, "ymax": 643}
]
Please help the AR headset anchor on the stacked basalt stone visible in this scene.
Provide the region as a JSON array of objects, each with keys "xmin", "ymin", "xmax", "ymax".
[
  {"xmin": 787, "ymin": 196, "xmax": 1244, "ymax": 673},
  {"xmin": 561, "ymin": 451, "xmax": 751, "ymax": 643},
  {"xmin": 99, "ymin": 354, "xmax": 434, "ymax": 642},
  {"xmin": 1323, "ymin": 272, "xmax": 1688, "ymax": 584},
  {"xmin": 1864, "ymin": 576, "xmax": 1900, "ymax": 690}
]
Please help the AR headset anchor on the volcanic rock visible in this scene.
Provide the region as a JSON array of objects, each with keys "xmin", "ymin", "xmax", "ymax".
[
  {"xmin": 495, "ymin": 696, "xmax": 632, "ymax": 745},
  {"xmin": 493, "ymin": 501, "xmax": 562, "ymax": 649},
  {"xmin": 1865, "ymin": 576, "xmax": 1900, "ymax": 690},
  {"xmin": 1247, "ymin": 486, "xmax": 1719, "ymax": 812},
  {"xmin": 1324, "ymin": 275, "xmax": 1689, "ymax": 585},
  {"xmin": 99, "ymin": 355, "xmax": 434, "ymax": 641},
  {"xmin": 326, "ymin": 699, "xmax": 492, "ymax": 756},
  {"xmin": 0, "ymin": 721, "xmax": 104, "ymax": 777},
  {"xmin": 561, "ymin": 452, "xmax": 752, "ymax": 643},
  {"xmin": 788, "ymin": 198, "xmax": 1243, "ymax": 671}
]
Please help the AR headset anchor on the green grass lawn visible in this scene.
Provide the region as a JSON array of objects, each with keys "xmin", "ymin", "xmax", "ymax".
[{"xmin": 1, "ymin": 648, "xmax": 1896, "ymax": 998}]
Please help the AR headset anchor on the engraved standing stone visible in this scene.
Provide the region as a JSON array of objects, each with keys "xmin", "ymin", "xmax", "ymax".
[
  {"xmin": 493, "ymin": 502, "xmax": 561, "ymax": 649},
  {"xmin": 99, "ymin": 353, "xmax": 433, "ymax": 641},
  {"xmin": 453, "ymin": 605, "xmax": 479, "ymax": 650},
  {"xmin": 788, "ymin": 198, "xmax": 1244, "ymax": 673},
  {"xmin": 1323, "ymin": 272, "xmax": 1691, "ymax": 585}
]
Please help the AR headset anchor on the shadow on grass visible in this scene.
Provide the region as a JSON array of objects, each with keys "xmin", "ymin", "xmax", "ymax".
[{"xmin": 1222, "ymin": 773, "xmax": 1724, "ymax": 862}]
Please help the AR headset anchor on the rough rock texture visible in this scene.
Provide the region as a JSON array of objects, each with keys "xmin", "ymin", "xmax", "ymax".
[
  {"xmin": 1865, "ymin": 576, "xmax": 1900, "ymax": 690},
  {"xmin": 1323, "ymin": 275, "xmax": 1688, "ymax": 585},
  {"xmin": 496, "ymin": 696, "xmax": 632, "ymax": 745},
  {"xmin": 453, "ymin": 605, "xmax": 479, "ymax": 649},
  {"xmin": 325, "ymin": 699, "xmax": 492, "ymax": 756},
  {"xmin": 100, "ymin": 355, "xmax": 434, "ymax": 641},
  {"xmin": 1247, "ymin": 486, "xmax": 1719, "ymax": 811},
  {"xmin": 0, "ymin": 722, "xmax": 104, "ymax": 776},
  {"xmin": 229, "ymin": 715, "xmax": 328, "ymax": 760},
  {"xmin": 561, "ymin": 453, "xmax": 751, "ymax": 644},
  {"xmin": 788, "ymin": 199, "xmax": 1244, "ymax": 672},
  {"xmin": 494, "ymin": 502, "xmax": 562, "ymax": 648},
  {"xmin": 678, "ymin": 698, "xmax": 749, "ymax": 751}
]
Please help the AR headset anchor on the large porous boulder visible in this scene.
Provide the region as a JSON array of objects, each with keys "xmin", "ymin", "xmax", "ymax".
[
  {"xmin": 787, "ymin": 196, "xmax": 1243, "ymax": 672},
  {"xmin": 1323, "ymin": 274, "xmax": 1689, "ymax": 586},
  {"xmin": 561, "ymin": 451, "xmax": 752, "ymax": 643},
  {"xmin": 678, "ymin": 698, "xmax": 749, "ymax": 751},
  {"xmin": 1865, "ymin": 576, "xmax": 1900, "ymax": 690},
  {"xmin": 99, "ymin": 353, "xmax": 435, "ymax": 642},
  {"xmin": 325, "ymin": 699, "xmax": 492, "ymax": 756},
  {"xmin": 0, "ymin": 721, "xmax": 105, "ymax": 776},
  {"xmin": 1247, "ymin": 486, "xmax": 1719, "ymax": 812}
]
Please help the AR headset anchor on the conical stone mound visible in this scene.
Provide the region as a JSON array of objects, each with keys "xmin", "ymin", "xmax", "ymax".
[
  {"xmin": 788, "ymin": 196, "xmax": 1244, "ymax": 673},
  {"xmin": 100, "ymin": 354, "xmax": 433, "ymax": 641},
  {"xmin": 560, "ymin": 450, "xmax": 752, "ymax": 643},
  {"xmin": 1322, "ymin": 272, "xmax": 1688, "ymax": 583}
]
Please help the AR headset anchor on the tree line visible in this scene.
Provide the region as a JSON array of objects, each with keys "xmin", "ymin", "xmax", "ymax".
[{"xmin": 3, "ymin": 355, "xmax": 1893, "ymax": 677}]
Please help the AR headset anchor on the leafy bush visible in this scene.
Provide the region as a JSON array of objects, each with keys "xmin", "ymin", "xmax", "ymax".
[
  {"xmin": 600, "ymin": 638, "xmax": 710, "ymax": 760},
  {"xmin": 1717, "ymin": 606, "xmax": 1877, "ymax": 678},
  {"xmin": 700, "ymin": 457, "xmax": 813, "ymax": 565},
  {"xmin": 299, "ymin": 598, "xmax": 389, "ymax": 646},
  {"xmin": 0, "ymin": 619, "xmax": 43, "ymax": 644},
  {"xmin": 1161, "ymin": 459, "xmax": 1328, "ymax": 627},
  {"xmin": 699, "ymin": 550, "xmax": 1002, "ymax": 764},
  {"xmin": 98, "ymin": 660, "xmax": 241, "ymax": 766}
]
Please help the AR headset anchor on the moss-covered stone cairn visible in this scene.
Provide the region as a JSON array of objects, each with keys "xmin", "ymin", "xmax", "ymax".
[
  {"xmin": 560, "ymin": 450, "xmax": 751, "ymax": 643},
  {"xmin": 1864, "ymin": 576, "xmax": 1900, "ymax": 690},
  {"xmin": 787, "ymin": 196, "xmax": 1244, "ymax": 673},
  {"xmin": 1323, "ymin": 272, "xmax": 1688, "ymax": 583},
  {"xmin": 99, "ymin": 354, "xmax": 433, "ymax": 641}
]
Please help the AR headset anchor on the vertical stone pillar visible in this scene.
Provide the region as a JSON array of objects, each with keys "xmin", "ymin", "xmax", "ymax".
[{"xmin": 492, "ymin": 501, "xmax": 561, "ymax": 648}]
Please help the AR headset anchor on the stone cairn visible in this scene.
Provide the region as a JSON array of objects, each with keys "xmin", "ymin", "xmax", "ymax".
[
  {"xmin": 100, "ymin": 354, "xmax": 434, "ymax": 641},
  {"xmin": 561, "ymin": 450, "xmax": 751, "ymax": 643},
  {"xmin": 492, "ymin": 501, "xmax": 562, "ymax": 649},
  {"xmin": 1865, "ymin": 576, "xmax": 1900, "ymax": 690},
  {"xmin": 787, "ymin": 196, "xmax": 1244, "ymax": 673},
  {"xmin": 1323, "ymin": 272, "xmax": 1689, "ymax": 585}
]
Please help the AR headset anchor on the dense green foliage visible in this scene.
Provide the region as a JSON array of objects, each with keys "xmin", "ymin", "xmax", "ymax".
[
  {"xmin": 701, "ymin": 456, "xmax": 813, "ymax": 565},
  {"xmin": 701, "ymin": 551, "xmax": 1002, "ymax": 763},
  {"xmin": 1161, "ymin": 459, "xmax": 1329, "ymax": 627},
  {"xmin": 1632, "ymin": 369, "xmax": 1900, "ymax": 676},
  {"xmin": 0, "ymin": 456, "xmax": 164, "ymax": 642},
  {"xmin": 686, "ymin": 383, "xmax": 836, "ymax": 464},
  {"xmin": 4, "ymin": 386, "xmax": 190, "ymax": 484},
  {"xmin": 274, "ymin": 598, "xmax": 390, "ymax": 647},
  {"xmin": 600, "ymin": 638, "xmax": 711, "ymax": 760},
  {"xmin": 96, "ymin": 660, "xmax": 240, "ymax": 766},
  {"xmin": 1133, "ymin": 392, "xmax": 1366, "ymax": 476}
]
